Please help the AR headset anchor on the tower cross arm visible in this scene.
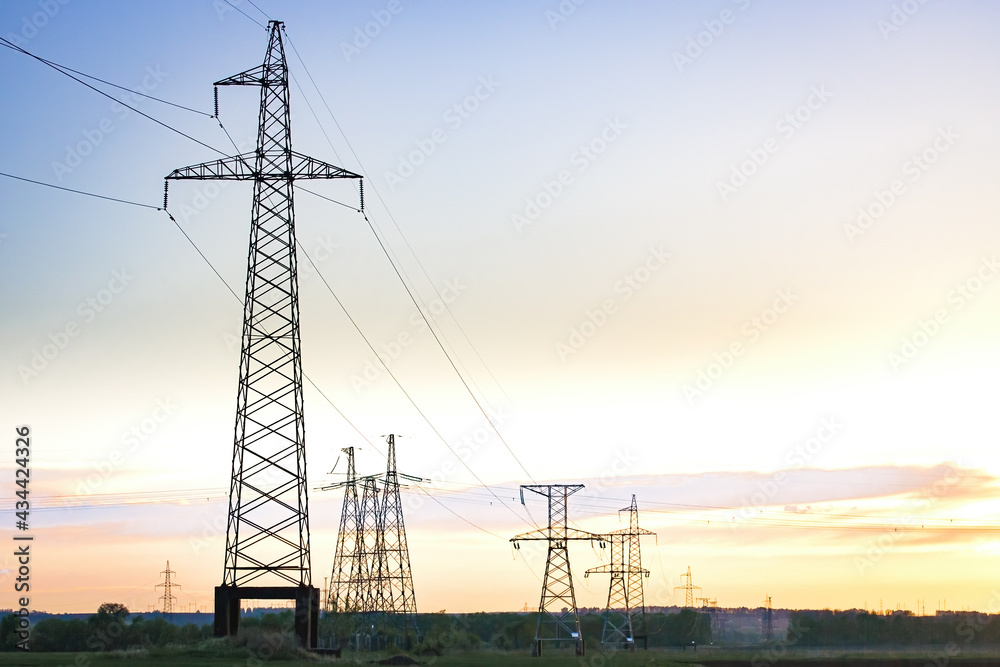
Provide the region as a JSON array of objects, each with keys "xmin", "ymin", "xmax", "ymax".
[
  {"xmin": 165, "ymin": 154, "xmax": 256, "ymax": 181},
  {"xmin": 510, "ymin": 528, "xmax": 549, "ymax": 542},
  {"xmin": 165, "ymin": 152, "xmax": 361, "ymax": 182},
  {"xmin": 585, "ymin": 564, "xmax": 649, "ymax": 575},
  {"xmin": 608, "ymin": 527, "xmax": 656, "ymax": 537},
  {"xmin": 214, "ymin": 65, "xmax": 272, "ymax": 87},
  {"xmin": 511, "ymin": 527, "xmax": 602, "ymax": 542},
  {"xmin": 290, "ymin": 152, "xmax": 362, "ymax": 180}
]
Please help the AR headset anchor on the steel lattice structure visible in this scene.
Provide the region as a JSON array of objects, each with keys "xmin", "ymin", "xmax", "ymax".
[
  {"xmin": 328, "ymin": 447, "xmax": 362, "ymax": 613},
  {"xmin": 675, "ymin": 566, "xmax": 702, "ymax": 608},
  {"xmin": 324, "ymin": 436, "xmax": 420, "ymax": 646},
  {"xmin": 165, "ymin": 19, "xmax": 360, "ymax": 648},
  {"xmin": 511, "ymin": 484, "xmax": 600, "ymax": 657},
  {"xmin": 155, "ymin": 561, "xmax": 180, "ymax": 614},
  {"xmin": 378, "ymin": 435, "xmax": 418, "ymax": 626},
  {"xmin": 763, "ymin": 595, "xmax": 774, "ymax": 641},
  {"xmin": 585, "ymin": 495, "xmax": 653, "ymax": 650}
]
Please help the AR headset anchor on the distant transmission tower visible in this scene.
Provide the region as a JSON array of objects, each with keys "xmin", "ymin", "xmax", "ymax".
[
  {"xmin": 155, "ymin": 561, "xmax": 180, "ymax": 613},
  {"xmin": 165, "ymin": 19, "xmax": 361, "ymax": 649},
  {"xmin": 324, "ymin": 436, "xmax": 422, "ymax": 646},
  {"xmin": 328, "ymin": 447, "xmax": 362, "ymax": 613},
  {"xmin": 762, "ymin": 595, "xmax": 773, "ymax": 641},
  {"xmin": 512, "ymin": 484, "xmax": 601, "ymax": 657},
  {"xmin": 585, "ymin": 495, "xmax": 654, "ymax": 651},
  {"xmin": 675, "ymin": 566, "xmax": 702, "ymax": 608},
  {"xmin": 378, "ymin": 435, "xmax": 418, "ymax": 633}
]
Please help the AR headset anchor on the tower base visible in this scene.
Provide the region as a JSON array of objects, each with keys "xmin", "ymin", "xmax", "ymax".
[{"xmin": 214, "ymin": 585, "xmax": 319, "ymax": 649}]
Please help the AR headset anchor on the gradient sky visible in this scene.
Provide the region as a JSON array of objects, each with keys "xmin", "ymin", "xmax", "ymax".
[{"xmin": 2, "ymin": 0, "xmax": 1000, "ymax": 615}]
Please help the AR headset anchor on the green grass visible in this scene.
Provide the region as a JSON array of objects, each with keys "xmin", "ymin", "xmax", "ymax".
[
  {"xmin": 5, "ymin": 646, "xmax": 1000, "ymax": 666},
  {"xmin": 0, "ymin": 650, "xmax": 687, "ymax": 667}
]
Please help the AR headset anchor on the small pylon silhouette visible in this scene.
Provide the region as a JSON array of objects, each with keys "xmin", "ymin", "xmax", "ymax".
[
  {"xmin": 675, "ymin": 566, "xmax": 701, "ymax": 608},
  {"xmin": 763, "ymin": 595, "xmax": 773, "ymax": 641},
  {"xmin": 155, "ymin": 561, "xmax": 180, "ymax": 614}
]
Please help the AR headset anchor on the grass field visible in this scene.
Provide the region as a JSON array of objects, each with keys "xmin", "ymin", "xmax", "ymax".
[{"xmin": 4, "ymin": 646, "xmax": 1000, "ymax": 666}]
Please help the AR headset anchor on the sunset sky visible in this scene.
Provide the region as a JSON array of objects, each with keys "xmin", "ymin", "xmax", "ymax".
[{"xmin": 3, "ymin": 0, "xmax": 1000, "ymax": 616}]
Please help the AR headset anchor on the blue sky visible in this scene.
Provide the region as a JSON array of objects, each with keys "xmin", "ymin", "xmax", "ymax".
[{"xmin": 2, "ymin": 0, "xmax": 1000, "ymax": 614}]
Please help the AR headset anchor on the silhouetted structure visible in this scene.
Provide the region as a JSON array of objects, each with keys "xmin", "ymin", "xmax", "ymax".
[
  {"xmin": 325, "ymin": 436, "xmax": 420, "ymax": 647},
  {"xmin": 165, "ymin": 19, "xmax": 361, "ymax": 649},
  {"xmin": 155, "ymin": 561, "xmax": 180, "ymax": 614},
  {"xmin": 328, "ymin": 447, "xmax": 362, "ymax": 613},
  {"xmin": 378, "ymin": 435, "xmax": 418, "ymax": 631},
  {"xmin": 675, "ymin": 566, "xmax": 702, "ymax": 608},
  {"xmin": 585, "ymin": 495, "xmax": 654, "ymax": 650},
  {"xmin": 763, "ymin": 595, "xmax": 774, "ymax": 641},
  {"xmin": 512, "ymin": 484, "xmax": 601, "ymax": 657}
]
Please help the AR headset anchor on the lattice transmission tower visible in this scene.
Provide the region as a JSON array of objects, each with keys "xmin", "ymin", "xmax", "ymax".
[
  {"xmin": 165, "ymin": 19, "xmax": 361, "ymax": 648},
  {"xmin": 585, "ymin": 495, "xmax": 654, "ymax": 650},
  {"xmin": 512, "ymin": 484, "xmax": 601, "ymax": 657},
  {"xmin": 324, "ymin": 436, "xmax": 421, "ymax": 647},
  {"xmin": 155, "ymin": 561, "xmax": 180, "ymax": 614},
  {"xmin": 675, "ymin": 566, "xmax": 702, "ymax": 608},
  {"xmin": 378, "ymin": 434, "xmax": 418, "ymax": 629},
  {"xmin": 327, "ymin": 447, "xmax": 362, "ymax": 613},
  {"xmin": 762, "ymin": 595, "xmax": 773, "ymax": 641}
]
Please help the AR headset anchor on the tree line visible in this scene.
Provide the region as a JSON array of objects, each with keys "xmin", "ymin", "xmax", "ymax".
[
  {"xmin": 789, "ymin": 609, "xmax": 1000, "ymax": 647},
  {"xmin": 2, "ymin": 604, "xmax": 713, "ymax": 653},
  {"xmin": 1, "ymin": 603, "xmax": 210, "ymax": 652}
]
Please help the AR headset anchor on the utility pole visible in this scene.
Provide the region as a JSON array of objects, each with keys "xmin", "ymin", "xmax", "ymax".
[
  {"xmin": 585, "ymin": 495, "xmax": 653, "ymax": 651},
  {"xmin": 511, "ymin": 484, "xmax": 601, "ymax": 657},
  {"xmin": 165, "ymin": 20, "xmax": 362, "ymax": 650},
  {"xmin": 155, "ymin": 561, "xmax": 180, "ymax": 614},
  {"xmin": 674, "ymin": 566, "xmax": 702, "ymax": 608}
]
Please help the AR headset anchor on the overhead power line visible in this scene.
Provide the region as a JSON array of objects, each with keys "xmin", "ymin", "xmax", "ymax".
[
  {"xmin": 0, "ymin": 39, "xmax": 212, "ymax": 117},
  {"xmin": 283, "ymin": 32, "xmax": 536, "ymax": 484},
  {"xmin": 0, "ymin": 170, "xmax": 161, "ymax": 210},
  {"xmin": 0, "ymin": 36, "xmax": 228, "ymax": 156}
]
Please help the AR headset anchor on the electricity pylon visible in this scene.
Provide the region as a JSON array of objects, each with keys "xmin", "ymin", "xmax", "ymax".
[
  {"xmin": 585, "ymin": 495, "xmax": 653, "ymax": 650},
  {"xmin": 675, "ymin": 566, "xmax": 702, "ymax": 608},
  {"xmin": 155, "ymin": 561, "xmax": 180, "ymax": 614},
  {"xmin": 324, "ymin": 436, "xmax": 422, "ymax": 648},
  {"xmin": 327, "ymin": 447, "xmax": 362, "ymax": 613},
  {"xmin": 378, "ymin": 435, "xmax": 418, "ymax": 635},
  {"xmin": 165, "ymin": 19, "xmax": 361, "ymax": 649},
  {"xmin": 762, "ymin": 595, "xmax": 773, "ymax": 641},
  {"xmin": 512, "ymin": 484, "xmax": 601, "ymax": 657}
]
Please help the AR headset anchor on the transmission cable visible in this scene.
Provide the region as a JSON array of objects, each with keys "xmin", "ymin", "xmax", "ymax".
[
  {"xmin": 358, "ymin": 209, "xmax": 537, "ymax": 483},
  {"xmin": 0, "ymin": 40, "xmax": 212, "ymax": 117},
  {"xmin": 295, "ymin": 237, "xmax": 533, "ymax": 528},
  {"xmin": 219, "ymin": 0, "xmax": 268, "ymax": 29},
  {"xmin": 286, "ymin": 45, "xmax": 525, "ymax": 430},
  {"xmin": 0, "ymin": 37, "xmax": 228, "ymax": 157},
  {"xmin": 158, "ymin": 200, "xmax": 520, "ymax": 539},
  {"xmin": 209, "ymin": 111, "xmax": 529, "ymax": 525},
  {"xmin": 1, "ymin": 18, "xmax": 533, "ymax": 545},
  {"xmin": 0, "ymin": 170, "xmax": 161, "ymax": 210},
  {"xmin": 283, "ymin": 33, "xmax": 535, "ymax": 483}
]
